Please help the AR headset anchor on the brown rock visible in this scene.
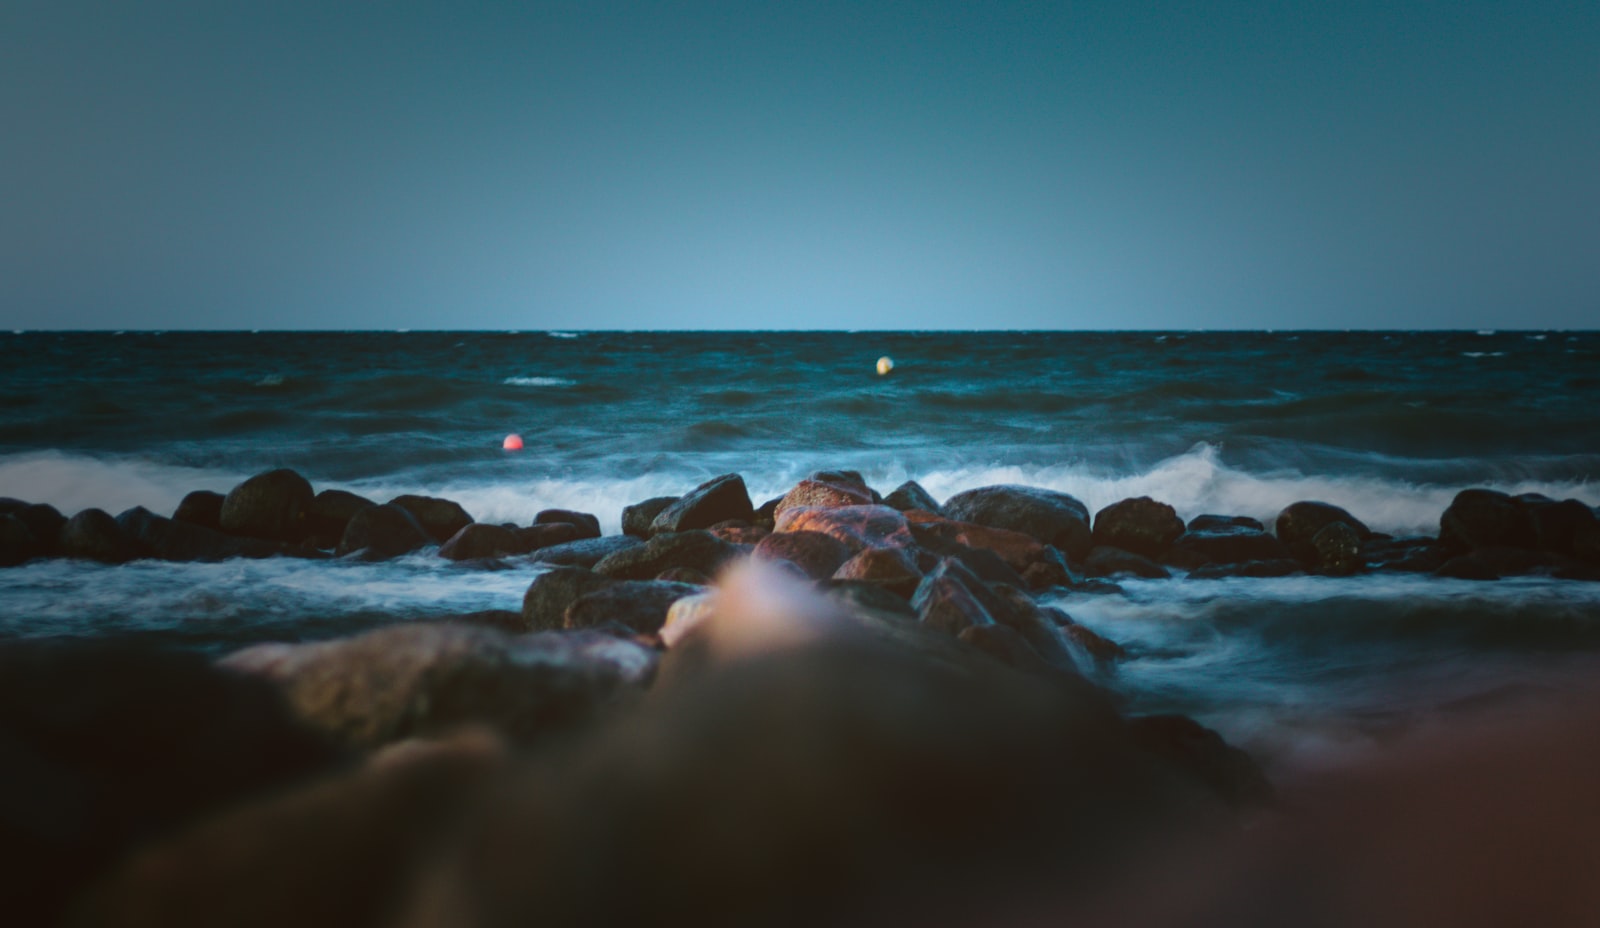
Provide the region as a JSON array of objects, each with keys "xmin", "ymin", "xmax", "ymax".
[
  {"xmin": 774, "ymin": 505, "xmax": 914, "ymax": 554},
  {"xmin": 773, "ymin": 478, "xmax": 875, "ymax": 518},
  {"xmin": 593, "ymin": 530, "xmax": 742, "ymax": 581},
  {"xmin": 832, "ymin": 546, "xmax": 923, "ymax": 598},
  {"xmin": 753, "ymin": 530, "xmax": 853, "ymax": 580},
  {"xmin": 940, "ymin": 484, "xmax": 1093, "ymax": 559}
]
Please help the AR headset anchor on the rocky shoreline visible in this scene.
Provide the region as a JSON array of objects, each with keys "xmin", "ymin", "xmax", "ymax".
[{"xmin": 3, "ymin": 468, "xmax": 1600, "ymax": 925}]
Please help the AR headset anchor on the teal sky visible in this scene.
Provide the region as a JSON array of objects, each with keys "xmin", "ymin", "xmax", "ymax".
[{"xmin": 2, "ymin": 1, "xmax": 1596, "ymax": 330}]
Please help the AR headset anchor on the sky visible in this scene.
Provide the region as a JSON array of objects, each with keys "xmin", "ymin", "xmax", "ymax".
[{"xmin": 1, "ymin": 1, "xmax": 1596, "ymax": 331}]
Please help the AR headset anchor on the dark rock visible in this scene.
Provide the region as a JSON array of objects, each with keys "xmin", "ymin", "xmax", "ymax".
[
  {"xmin": 774, "ymin": 504, "xmax": 914, "ymax": 554},
  {"xmin": 14, "ymin": 503, "xmax": 66, "ymax": 554},
  {"xmin": 1084, "ymin": 546, "xmax": 1171, "ymax": 579},
  {"xmin": 305, "ymin": 489, "xmax": 376, "ymax": 549},
  {"xmin": 752, "ymin": 530, "xmax": 852, "ymax": 580},
  {"xmin": 512, "ymin": 522, "xmax": 583, "ymax": 552},
  {"xmin": 1169, "ymin": 526, "xmax": 1292, "ymax": 566},
  {"xmin": 388, "ymin": 494, "xmax": 473, "ymax": 545},
  {"xmin": 1187, "ymin": 514, "xmax": 1264, "ymax": 533},
  {"xmin": 655, "ymin": 566, "xmax": 711, "ymax": 585},
  {"xmin": 818, "ymin": 580, "xmax": 920, "ymax": 620},
  {"xmin": 220, "ymin": 624, "xmax": 658, "ymax": 750},
  {"xmin": 958, "ymin": 624, "xmax": 1055, "ymax": 676},
  {"xmin": 1019, "ymin": 547, "xmax": 1075, "ymax": 591},
  {"xmin": 1276, "ymin": 501, "xmax": 1372, "ymax": 564},
  {"xmin": 883, "ymin": 480, "xmax": 942, "ymax": 515},
  {"xmin": 833, "ymin": 546, "xmax": 923, "ymax": 598},
  {"xmin": 61, "ymin": 508, "xmax": 139, "ymax": 563},
  {"xmin": 0, "ymin": 639, "xmax": 339, "ymax": 926},
  {"xmin": 909, "ymin": 539, "xmax": 1031, "ymax": 591},
  {"xmin": 1434, "ymin": 555, "xmax": 1500, "ymax": 581},
  {"xmin": 172, "ymin": 490, "xmax": 225, "ymax": 531},
  {"xmin": 753, "ymin": 496, "xmax": 782, "ymax": 528},
  {"xmin": 0, "ymin": 497, "xmax": 26, "ymax": 515},
  {"xmin": 444, "ymin": 609, "xmax": 530, "ymax": 633},
  {"xmin": 773, "ymin": 477, "xmax": 875, "ymax": 518},
  {"xmin": 941, "ymin": 484, "xmax": 1093, "ymax": 559},
  {"xmin": 1051, "ymin": 612, "xmax": 1128, "ymax": 661},
  {"xmin": 1129, "ymin": 714, "xmax": 1272, "ymax": 806},
  {"xmin": 1440, "ymin": 488, "xmax": 1536, "ymax": 552},
  {"xmin": 1467, "ymin": 545, "xmax": 1563, "ymax": 576},
  {"xmin": 1092, "ymin": 496, "xmax": 1186, "ymax": 559},
  {"xmin": 0, "ymin": 514, "xmax": 43, "ymax": 566},
  {"xmin": 565, "ymin": 581, "xmax": 704, "ymax": 635},
  {"xmin": 709, "ymin": 521, "xmax": 769, "ymax": 545},
  {"xmin": 650, "ymin": 474, "xmax": 754, "ymax": 535},
  {"xmin": 535, "ymin": 509, "xmax": 602, "ymax": 539},
  {"xmin": 439, "ymin": 523, "xmax": 525, "ymax": 561},
  {"xmin": 1188, "ymin": 559, "xmax": 1303, "ymax": 579},
  {"xmin": 594, "ymin": 530, "xmax": 742, "ymax": 581},
  {"xmin": 907, "ymin": 516, "xmax": 1048, "ymax": 575},
  {"xmin": 622, "ymin": 496, "xmax": 678, "ymax": 538},
  {"xmin": 910, "ymin": 559, "xmax": 998, "ymax": 636},
  {"xmin": 1309, "ymin": 521, "xmax": 1364, "ymax": 575},
  {"xmin": 336, "ymin": 504, "xmax": 431, "ymax": 559},
  {"xmin": 529, "ymin": 535, "xmax": 643, "ymax": 568},
  {"xmin": 987, "ymin": 585, "xmax": 1089, "ymax": 674},
  {"xmin": 1577, "ymin": 516, "xmax": 1600, "ymax": 566},
  {"xmin": 219, "ymin": 468, "xmax": 315, "ymax": 542},
  {"xmin": 522, "ymin": 566, "xmax": 618, "ymax": 631},
  {"xmin": 116, "ymin": 507, "xmax": 312, "ymax": 562},
  {"xmin": 1364, "ymin": 536, "xmax": 1449, "ymax": 573},
  {"xmin": 1526, "ymin": 498, "xmax": 1599, "ymax": 556}
]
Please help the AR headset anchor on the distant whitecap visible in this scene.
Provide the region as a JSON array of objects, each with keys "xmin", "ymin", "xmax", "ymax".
[
  {"xmin": 503, "ymin": 376, "xmax": 575, "ymax": 387},
  {"xmin": 1461, "ymin": 351, "xmax": 1506, "ymax": 358},
  {"xmin": 1477, "ymin": 329, "xmax": 1496, "ymax": 336},
  {"xmin": 254, "ymin": 374, "xmax": 286, "ymax": 387},
  {"xmin": 547, "ymin": 331, "xmax": 580, "ymax": 339}
]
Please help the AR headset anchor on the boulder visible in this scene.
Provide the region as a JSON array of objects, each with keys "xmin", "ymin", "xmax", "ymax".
[
  {"xmin": 512, "ymin": 522, "xmax": 584, "ymax": 552},
  {"xmin": 1364, "ymin": 537, "xmax": 1449, "ymax": 573},
  {"xmin": 1309, "ymin": 521, "xmax": 1364, "ymax": 575},
  {"xmin": 522, "ymin": 566, "xmax": 618, "ymax": 631},
  {"xmin": 655, "ymin": 566, "xmax": 711, "ymax": 585},
  {"xmin": 908, "ymin": 517, "xmax": 1048, "ymax": 574},
  {"xmin": 910, "ymin": 559, "xmax": 998, "ymax": 636},
  {"xmin": 593, "ymin": 530, "xmax": 742, "ymax": 581},
  {"xmin": 818, "ymin": 580, "xmax": 920, "ymax": 621},
  {"xmin": 709, "ymin": 521, "xmax": 769, "ymax": 545},
  {"xmin": 1169, "ymin": 526, "xmax": 1292, "ymax": 566},
  {"xmin": 987, "ymin": 585, "xmax": 1089, "ymax": 675},
  {"xmin": 1187, "ymin": 514, "xmax": 1264, "ymax": 533},
  {"xmin": 752, "ymin": 530, "xmax": 852, "ymax": 581},
  {"xmin": 535, "ymin": 509, "xmax": 602, "ymax": 539},
  {"xmin": 1188, "ymin": 559, "xmax": 1303, "ymax": 579},
  {"xmin": 1439, "ymin": 488, "xmax": 1535, "ymax": 552},
  {"xmin": 1084, "ymin": 546, "xmax": 1171, "ymax": 579},
  {"xmin": 219, "ymin": 468, "xmax": 315, "ymax": 542},
  {"xmin": 565, "ymin": 581, "xmax": 704, "ymax": 635},
  {"xmin": 1526, "ymin": 498, "xmax": 1599, "ymax": 556},
  {"xmin": 61, "ymin": 508, "xmax": 139, "ymax": 564},
  {"xmin": 1577, "ymin": 515, "xmax": 1600, "ymax": 566},
  {"xmin": 305, "ymin": 489, "xmax": 376, "ymax": 549},
  {"xmin": 883, "ymin": 480, "xmax": 942, "ymax": 515},
  {"xmin": 958, "ymin": 624, "xmax": 1055, "ymax": 676},
  {"xmin": 773, "ymin": 477, "xmax": 876, "ymax": 518},
  {"xmin": 833, "ymin": 546, "xmax": 923, "ymax": 599},
  {"xmin": 220, "ymin": 623, "xmax": 658, "ymax": 750},
  {"xmin": 650, "ymin": 474, "xmax": 754, "ymax": 535},
  {"xmin": 622, "ymin": 496, "xmax": 678, "ymax": 538},
  {"xmin": 14, "ymin": 503, "xmax": 65, "ymax": 554},
  {"xmin": 1129, "ymin": 714, "xmax": 1272, "ymax": 806},
  {"xmin": 774, "ymin": 505, "xmax": 914, "ymax": 554},
  {"xmin": 172, "ymin": 490, "xmax": 225, "ymax": 531},
  {"xmin": 0, "ymin": 514, "xmax": 43, "ymax": 566},
  {"xmin": 1434, "ymin": 555, "xmax": 1500, "ymax": 581},
  {"xmin": 116, "ymin": 507, "xmax": 312, "ymax": 562},
  {"xmin": 1092, "ymin": 497, "xmax": 1186, "ymax": 559},
  {"xmin": 1276, "ymin": 501, "xmax": 1372, "ymax": 564},
  {"xmin": 439, "ymin": 523, "xmax": 524, "ymax": 561},
  {"xmin": 941, "ymin": 484, "xmax": 1093, "ymax": 559},
  {"xmin": 336, "ymin": 504, "xmax": 431, "ymax": 559},
  {"xmin": 388, "ymin": 495, "xmax": 473, "ymax": 544},
  {"xmin": 529, "ymin": 535, "xmax": 643, "ymax": 568}
]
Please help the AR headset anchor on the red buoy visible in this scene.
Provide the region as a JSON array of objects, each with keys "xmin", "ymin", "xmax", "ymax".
[{"xmin": 503, "ymin": 433, "xmax": 524, "ymax": 451}]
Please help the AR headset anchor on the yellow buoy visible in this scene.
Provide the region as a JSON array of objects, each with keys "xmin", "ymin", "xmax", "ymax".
[{"xmin": 876, "ymin": 356, "xmax": 894, "ymax": 376}]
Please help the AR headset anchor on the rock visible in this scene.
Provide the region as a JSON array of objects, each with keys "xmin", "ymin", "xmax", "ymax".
[
  {"xmin": 1084, "ymin": 546, "xmax": 1171, "ymax": 579},
  {"xmin": 774, "ymin": 505, "xmax": 914, "ymax": 554},
  {"xmin": 529, "ymin": 535, "xmax": 643, "ymax": 568},
  {"xmin": 752, "ymin": 496, "xmax": 782, "ymax": 528},
  {"xmin": 659, "ymin": 592, "xmax": 720, "ymax": 648},
  {"xmin": 1187, "ymin": 514, "xmax": 1264, "ymax": 533},
  {"xmin": 439, "ymin": 523, "xmax": 524, "ymax": 561},
  {"xmin": 219, "ymin": 468, "xmax": 315, "ymax": 542},
  {"xmin": 1276, "ymin": 501, "xmax": 1372, "ymax": 564},
  {"xmin": 1092, "ymin": 496, "xmax": 1186, "ymax": 559},
  {"xmin": 61, "ymin": 508, "xmax": 139, "ymax": 563},
  {"xmin": 910, "ymin": 559, "xmax": 998, "ymax": 636},
  {"xmin": 565, "ymin": 581, "xmax": 704, "ymax": 635},
  {"xmin": 941, "ymin": 484, "xmax": 1093, "ymax": 560},
  {"xmin": 443, "ymin": 610, "xmax": 530, "ymax": 633},
  {"xmin": 1168, "ymin": 526, "xmax": 1292, "ymax": 566},
  {"xmin": 594, "ymin": 530, "xmax": 742, "ymax": 581},
  {"xmin": 1055, "ymin": 614, "xmax": 1128, "ymax": 662},
  {"xmin": 388, "ymin": 495, "xmax": 474, "ymax": 544},
  {"xmin": 512, "ymin": 522, "xmax": 583, "ymax": 552},
  {"xmin": 336, "ymin": 504, "xmax": 431, "ymax": 559},
  {"xmin": 304, "ymin": 489, "xmax": 376, "ymax": 549},
  {"xmin": 14, "ymin": 503, "xmax": 66, "ymax": 554},
  {"xmin": 220, "ymin": 623, "xmax": 658, "ymax": 750},
  {"xmin": 832, "ymin": 546, "xmax": 923, "ymax": 598},
  {"xmin": 622, "ymin": 496, "xmax": 678, "ymax": 537},
  {"xmin": 818, "ymin": 580, "xmax": 920, "ymax": 621},
  {"xmin": 1434, "ymin": 555, "xmax": 1500, "ymax": 581},
  {"xmin": 986, "ymin": 585, "xmax": 1089, "ymax": 675},
  {"xmin": 773, "ymin": 477, "xmax": 876, "ymax": 518},
  {"xmin": 882, "ymin": 480, "xmax": 942, "ymax": 515},
  {"xmin": 650, "ymin": 474, "xmax": 754, "ymax": 535},
  {"xmin": 535, "ymin": 509, "xmax": 602, "ymax": 539},
  {"xmin": 958, "ymin": 624, "xmax": 1055, "ymax": 675},
  {"xmin": 1020, "ymin": 548, "xmax": 1075, "ymax": 591},
  {"xmin": 1129, "ymin": 714, "xmax": 1272, "ymax": 806},
  {"xmin": 908, "ymin": 517, "xmax": 1049, "ymax": 574},
  {"xmin": 709, "ymin": 521, "xmax": 769, "ymax": 545},
  {"xmin": 655, "ymin": 566, "xmax": 711, "ymax": 585},
  {"xmin": 1526, "ymin": 498, "xmax": 1599, "ymax": 556},
  {"xmin": 1439, "ymin": 488, "xmax": 1535, "ymax": 552},
  {"xmin": 522, "ymin": 566, "xmax": 618, "ymax": 631},
  {"xmin": 172, "ymin": 490, "xmax": 225, "ymax": 531},
  {"xmin": 1577, "ymin": 516, "xmax": 1600, "ymax": 566},
  {"xmin": 0, "ymin": 639, "xmax": 339, "ymax": 925},
  {"xmin": 1188, "ymin": 559, "xmax": 1303, "ymax": 579},
  {"xmin": 1465, "ymin": 546, "xmax": 1563, "ymax": 577},
  {"xmin": 0, "ymin": 514, "xmax": 43, "ymax": 566},
  {"xmin": 752, "ymin": 530, "xmax": 852, "ymax": 580},
  {"xmin": 116, "ymin": 507, "xmax": 311, "ymax": 562},
  {"xmin": 1364, "ymin": 537, "xmax": 1449, "ymax": 573},
  {"xmin": 1309, "ymin": 521, "xmax": 1364, "ymax": 575}
]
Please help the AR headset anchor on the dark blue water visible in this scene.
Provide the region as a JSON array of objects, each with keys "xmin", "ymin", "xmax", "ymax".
[{"xmin": 3, "ymin": 329, "xmax": 1599, "ymax": 770}]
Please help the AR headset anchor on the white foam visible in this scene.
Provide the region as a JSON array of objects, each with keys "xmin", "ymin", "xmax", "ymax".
[
  {"xmin": 502, "ymin": 376, "xmax": 575, "ymax": 387},
  {"xmin": 0, "ymin": 451, "xmax": 244, "ymax": 517},
  {"xmin": 1461, "ymin": 351, "xmax": 1505, "ymax": 358},
  {"xmin": 546, "ymin": 331, "xmax": 580, "ymax": 339}
]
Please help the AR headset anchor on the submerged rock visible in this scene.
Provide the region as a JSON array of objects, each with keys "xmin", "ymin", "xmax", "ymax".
[
  {"xmin": 219, "ymin": 468, "xmax": 315, "ymax": 543},
  {"xmin": 1084, "ymin": 546, "xmax": 1171, "ymax": 580},
  {"xmin": 1169, "ymin": 525, "xmax": 1292, "ymax": 566}
]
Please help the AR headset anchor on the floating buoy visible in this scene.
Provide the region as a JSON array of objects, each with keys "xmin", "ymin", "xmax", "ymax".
[
  {"xmin": 503, "ymin": 433, "xmax": 524, "ymax": 451},
  {"xmin": 876, "ymin": 356, "xmax": 894, "ymax": 376}
]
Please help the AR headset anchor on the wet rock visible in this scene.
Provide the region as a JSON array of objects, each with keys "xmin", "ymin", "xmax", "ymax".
[
  {"xmin": 219, "ymin": 468, "xmax": 315, "ymax": 542},
  {"xmin": 1129, "ymin": 714, "xmax": 1272, "ymax": 806},
  {"xmin": 0, "ymin": 514, "xmax": 43, "ymax": 566},
  {"xmin": 773, "ymin": 477, "xmax": 875, "ymax": 518},
  {"xmin": 1187, "ymin": 514, "xmax": 1264, "ymax": 533},
  {"xmin": 818, "ymin": 580, "xmax": 920, "ymax": 621},
  {"xmin": 1084, "ymin": 546, "xmax": 1171, "ymax": 580},
  {"xmin": 650, "ymin": 474, "xmax": 754, "ymax": 535},
  {"xmin": 1526, "ymin": 498, "xmax": 1599, "ymax": 556},
  {"xmin": 172, "ymin": 490, "xmax": 225, "ymax": 531},
  {"xmin": 522, "ymin": 566, "xmax": 619, "ymax": 631},
  {"xmin": 439, "ymin": 523, "xmax": 524, "ymax": 561},
  {"xmin": 61, "ymin": 508, "xmax": 139, "ymax": 564},
  {"xmin": 986, "ymin": 585, "xmax": 1089, "ymax": 674},
  {"xmin": 908, "ymin": 516, "xmax": 1048, "ymax": 575},
  {"xmin": 444, "ymin": 610, "xmax": 529, "ymax": 633},
  {"xmin": 1466, "ymin": 545, "xmax": 1564, "ymax": 577},
  {"xmin": 752, "ymin": 530, "xmax": 852, "ymax": 580},
  {"xmin": 659, "ymin": 591, "xmax": 719, "ymax": 648},
  {"xmin": 1187, "ymin": 559, "xmax": 1303, "ymax": 579},
  {"xmin": 336, "ymin": 504, "xmax": 431, "ymax": 559},
  {"xmin": 833, "ymin": 546, "xmax": 923, "ymax": 598},
  {"xmin": 594, "ymin": 530, "xmax": 742, "ymax": 581},
  {"xmin": 1052, "ymin": 613, "xmax": 1128, "ymax": 662},
  {"xmin": 655, "ymin": 566, "xmax": 711, "ymax": 585},
  {"xmin": 1169, "ymin": 526, "xmax": 1292, "ymax": 566},
  {"xmin": 1092, "ymin": 496, "xmax": 1186, "ymax": 559},
  {"xmin": 910, "ymin": 559, "xmax": 998, "ymax": 636},
  {"xmin": 14, "ymin": 503, "xmax": 66, "ymax": 554},
  {"xmin": 0, "ymin": 639, "xmax": 339, "ymax": 926},
  {"xmin": 1365, "ymin": 537, "xmax": 1449, "ymax": 573},
  {"xmin": 535, "ymin": 509, "xmax": 601, "ymax": 539},
  {"xmin": 304, "ymin": 489, "xmax": 377, "ymax": 549},
  {"xmin": 709, "ymin": 520, "xmax": 769, "ymax": 544},
  {"xmin": 116, "ymin": 506, "xmax": 313, "ymax": 562},
  {"xmin": 883, "ymin": 480, "xmax": 942, "ymax": 515},
  {"xmin": 388, "ymin": 495, "xmax": 474, "ymax": 544},
  {"xmin": 1276, "ymin": 501, "xmax": 1372, "ymax": 564},
  {"xmin": 753, "ymin": 496, "xmax": 782, "ymax": 528},
  {"xmin": 622, "ymin": 496, "xmax": 678, "ymax": 538},
  {"xmin": 565, "ymin": 580, "xmax": 704, "ymax": 635},
  {"xmin": 1577, "ymin": 515, "xmax": 1600, "ymax": 566},
  {"xmin": 511, "ymin": 522, "xmax": 583, "ymax": 552},
  {"xmin": 1019, "ymin": 547, "xmax": 1075, "ymax": 591},
  {"xmin": 1310, "ymin": 521, "xmax": 1364, "ymax": 575},
  {"xmin": 1439, "ymin": 488, "xmax": 1535, "ymax": 552},
  {"xmin": 774, "ymin": 504, "xmax": 914, "ymax": 554},
  {"xmin": 529, "ymin": 535, "xmax": 642, "ymax": 568},
  {"xmin": 220, "ymin": 623, "xmax": 658, "ymax": 750},
  {"xmin": 958, "ymin": 624, "xmax": 1054, "ymax": 675},
  {"xmin": 1434, "ymin": 555, "xmax": 1500, "ymax": 581},
  {"xmin": 941, "ymin": 484, "xmax": 1093, "ymax": 560}
]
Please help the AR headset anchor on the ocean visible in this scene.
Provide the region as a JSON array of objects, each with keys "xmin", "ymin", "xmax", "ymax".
[{"xmin": 4, "ymin": 329, "xmax": 1599, "ymax": 771}]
